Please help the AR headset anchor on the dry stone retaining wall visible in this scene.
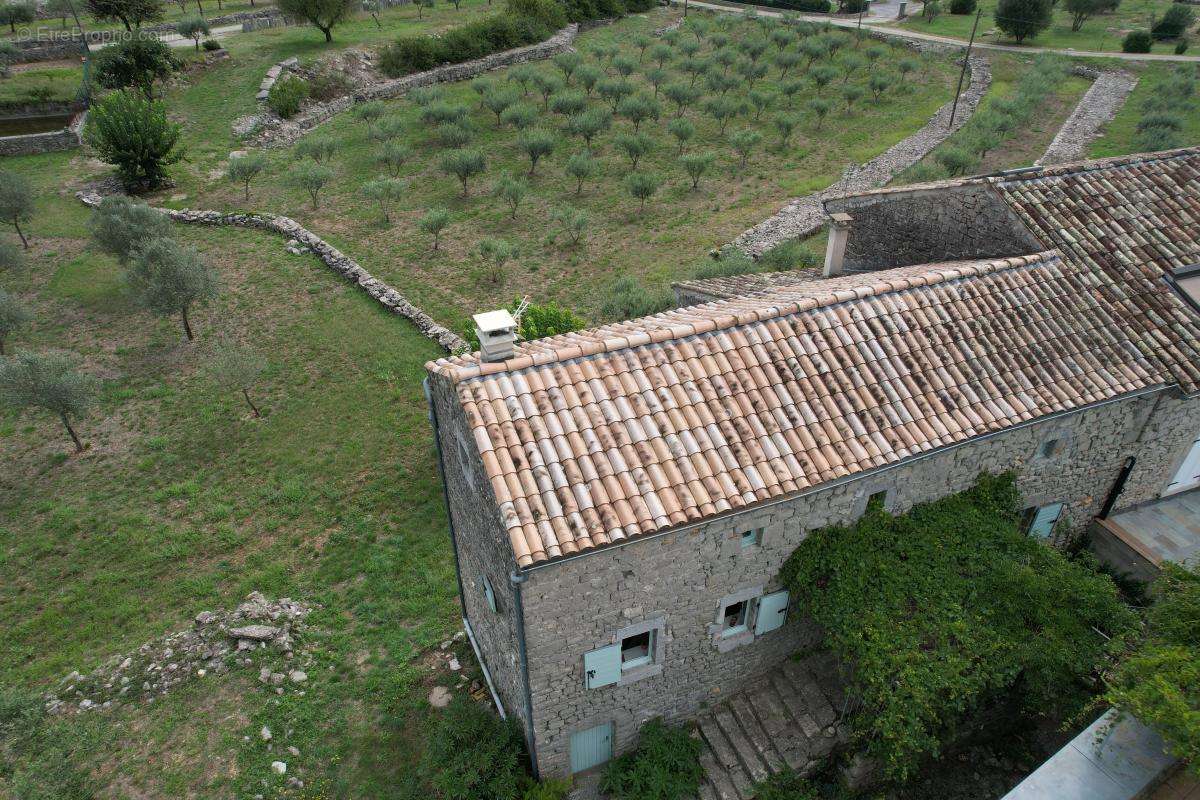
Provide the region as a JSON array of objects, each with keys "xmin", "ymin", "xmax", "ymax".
[
  {"xmin": 732, "ymin": 53, "xmax": 991, "ymax": 256},
  {"xmin": 76, "ymin": 190, "xmax": 466, "ymax": 352},
  {"xmin": 1036, "ymin": 70, "xmax": 1138, "ymax": 166},
  {"xmin": 0, "ymin": 110, "xmax": 84, "ymax": 156}
]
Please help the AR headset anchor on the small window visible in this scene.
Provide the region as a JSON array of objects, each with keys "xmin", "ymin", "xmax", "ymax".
[
  {"xmin": 721, "ymin": 600, "xmax": 749, "ymax": 636},
  {"xmin": 482, "ymin": 573, "xmax": 497, "ymax": 613},
  {"xmin": 1024, "ymin": 503, "xmax": 1064, "ymax": 539},
  {"xmin": 620, "ymin": 630, "xmax": 654, "ymax": 671},
  {"xmin": 866, "ymin": 490, "xmax": 888, "ymax": 512},
  {"xmin": 1040, "ymin": 439, "xmax": 1061, "ymax": 459},
  {"xmin": 739, "ymin": 528, "xmax": 763, "ymax": 549}
]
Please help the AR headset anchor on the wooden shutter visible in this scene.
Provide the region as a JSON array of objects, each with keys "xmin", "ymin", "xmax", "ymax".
[
  {"xmin": 1028, "ymin": 503, "xmax": 1063, "ymax": 538},
  {"xmin": 755, "ymin": 590, "xmax": 790, "ymax": 635},
  {"xmin": 583, "ymin": 644, "xmax": 621, "ymax": 689}
]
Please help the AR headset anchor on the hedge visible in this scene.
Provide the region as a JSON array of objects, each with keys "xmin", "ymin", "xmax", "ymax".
[{"xmin": 718, "ymin": 0, "xmax": 832, "ymax": 12}]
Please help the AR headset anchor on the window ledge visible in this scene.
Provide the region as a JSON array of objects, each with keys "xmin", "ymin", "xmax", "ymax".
[
  {"xmin": 713, "ymin": 629, "xmax": 755, "ymax": 653},
  {"xmin": 617, "ymin": 662, "xmax": 663, "ymax": 686}
]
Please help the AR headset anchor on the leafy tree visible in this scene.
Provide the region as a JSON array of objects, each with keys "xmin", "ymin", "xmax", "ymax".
[
  {"xmin": 601, "ymin": 719, "xmax": 704, "ymax": 800},
  {"xmin": 772, "ymin": 112, "xmax": 798, "ymax": 148},
  {"xmin": 439, "ymin": 148, "xmax": 486, "ymax": 195},
  {"xmin": 597, "ymin": 77, "xmax": 634, "ymax": 111},
  {"xmin": 679, "ymin": 151, "xmax": 715, "ymax": 190},
  {"xmin": 565, "ymin": 152, "xmax": 596, "ymax": 195},
  {"xmin": 175, "ymin": 16, "xmax": 209, "ymax": 50},
  {"xmin": 841, "ymin": 83, "xmax": 864, "ymax": 111},
  {"xmin": 85, "ymin": 0, "xmax": 162, "ymax": 30},
  {"xmin": 84, "ymin": 89, "xmax": 183, "ymax": 189},
  {"xmin": 552, "ymin": 50, "xmax": 582, "ymax": 83},
  {"xmin": 291, "ymin": 162, "xmax": 333, "ymax": 208},
  {"xmin": 633, "ymin": 33, "xmax": 652, "ymax": 61},
  {"xmin": 613, "ymin": 132, "xmax": 653, "ymax": 170},
  {"xmin": 355, "ymin": 99, "xmax": 386, "ymax": 132},
  {"xmin": 663, "ymin": 83, "xmax": 699, "ymax": 116},
  {"xmin": 45, "ymin": 0, "xmax": 75, "ymax": 28},
  {"xmin": 417, "ymin": 698, "xmax": 527, "ymax": 800},
  {"xmin": 483, "ymin": 88, "xmax": 520, "ymax": 124},
  {"xmin": 414, "ymin": 0, "xmax": 433, "ymax": 18},
  {"xmin": 0, "ymin": 290, "xmax": 31, "ymax": 356},
  {"xmin": 500, "ymin": 102, "xmax": 538, "ymax": 130},
  {"xmin": 567, "ymin": 108, "xmax": 610, "ymax": 151},
  {"xmin": 923, "ymin": 0, "xmax": 942, "ymax": 18},
  {"xmin": 728, "ymin": 129, "xmax": 762, "ymax": 170},
  {"xmin": 295, "ymin": 134, "xmax": 337, "ymax": 164},
  {"xmin": 0, "ymin": 350, "xmax": 98, "ymax": 452},
  {"xmin": 611, "ymin": 54, "xmax": 637, "ymax": 79},
  {"xmin": 735, "ymin": 59, "xmax": 768, "ymax": 88},
  {"xmin": 624, "ymin": 171, "xmax": 661, "ymax": 214},
  {"xmin": 491, "ymin": 173, "xmax": 528, "ymax": 219},
  {"xmin": 509, "ymin": 64, "xmax": 537, "ymax": 96},
  {"xmin": 549, "ymin": 90, "xmax": 587, "ymax": 118},
  {"xmin": 1107, "ymin": 563, "xmax": 1200, "ymax": 776},
  {"xmin": 275, "ymin": 0, "xmax": 354, "ymax": 41},
  {"xmin": 91, "ymin": 35, "xmax": 179, "ymax": 96},
  {"xmin": 1065, "ymin": 0, "xmax": 1106, "ymax": 31},
  {"xmin": 377, "ymin": 141, "xmax": 413, "ymax": 178},
  {"xmin": 127, "ymin": 236, "xmax": 219, "ymax": 341},
  {"xmin": 935, "ymin": 144, "xmax": 976, "ymax": 176},
  {"xmin": 0, "ymin": 1, "xmax": 32, "ymax": 33},
  {"xmin": 648, "ymin": 43, "xmax": 672, "ymax": 69},
  {"xmin": 748, "ymin": 88, "xmax": 772, "ymax": 121},
  {"xmin": 995, "ymin": 0, "xmax": 1052, "ymax": 42},
  {"xmin": 1152, "ymin": 4, "xmax": 1194, "ymax": 40},
  {"xmin": 363, "ymin": 176, "xmax": 404, "ymax": 223},
  {"xmin": 516, "ymin": 129, "xmax": 555, "ymax": 177},
  {"xmin": 209, "ymin": 340, "xmax": 266, "ymax": 417},
  {"xmin": 868, "ymin": 73, "xmax": 892, "ymax": 102},
  {"xmin": 968, "ymin": 126, "xmax": 1003, "ymax": 157},
  {"xmin": 419, "ymin": 208, "xmax": 450, "ymax": 250},
  {"xmin": 576, "ymin": 63, "xmax": 603, "ymax": 96},
  {"xmin": 780, "ymin": 473, "xmax": 1136, "ymax": 781},
  {"xmin": 616, "ymin": 94, "xmax": 660, "ymax": 132},
  {"xmin": 704, "ymin": 96, "xmax": 739, "ymax": 134},
  {"xmin": 0, "ymin": 171, "xmax": 34, "ymax": 249},
  {"xmin": 227, "ymin": 153, "xmax": 267, "ymax": 201},
  {"xmin": 667, "ymin": 117, "xmax": 695, "ymax": 155},
  {"xmin": 477, "ymin": 238, "xmax": 514, "ymax": 284},
  {"xmin": 531, "ymin": 72, "xmax": 564, "ymax": 109},
  {"xmin": 551, "ymin": 205, "xmax": 588, "ymax": 246},
  {"xmin": 89, "ymin": 194, "xmax": 172, "ymax": 265},
  {"xmin": 775, "ymin": 50, "xmax": 801, "ymax": 78}
]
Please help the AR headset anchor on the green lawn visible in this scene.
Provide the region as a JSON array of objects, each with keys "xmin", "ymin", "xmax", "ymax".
[
  {"xmin": 1090, "ymin": 62, "xmax": 1200, "ymax": 156},
  {"xmin": 893, "ymin": 0, "xmax": 1194, "ymax": 54},
  {"xmin": 157, "ymin": 8, "xmax": 956, "ymax": 330},
  {"xmin": 0, "ymin": 64, "xmax": 85, "ymax": 107}
]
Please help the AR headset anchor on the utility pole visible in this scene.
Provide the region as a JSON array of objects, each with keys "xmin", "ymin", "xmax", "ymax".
[
  {"xmin": 856, "ymin": 0, "xmax": 865, "ymax": 42},
  {"xmin": 948, "ymin": 6, "xmax": 981, "ymax": 128}
]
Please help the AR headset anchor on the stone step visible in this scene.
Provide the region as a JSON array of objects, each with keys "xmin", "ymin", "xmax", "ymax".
[
  {"xmin": 715, "ymin": 707, "xmax": 770, "ymax": 783},
  {"xmin": 748, "ymin": 685, "xmax": 811, "ymax": 772},
  {"xmin": 698, "ymin": 717, "xmax": 757, "ymax": 799},
  {"xmin": 782, "ymin": 660, "xmax": 836, "ymax": 729},
  {"xmin": 799, "ymin": 650, "xmax": 847, "ymax": 711},
  {"xmin": 729, "ymin": 695, "xmax": 786, "ymax": 776},
  {"xmin": 698, "ymin": 744, "xmax": 743, "ymax": 800},
  {"xmin": 770, "ymin": 671, "xmax": 822, "ymax": 740}
]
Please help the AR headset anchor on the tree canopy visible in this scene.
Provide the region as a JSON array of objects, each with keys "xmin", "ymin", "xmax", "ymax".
[
  {"xmin": 0, "ymin": 350, "xmax": 98, "ymax": 452},
  {"xmin": 85, "ymin": 0, "xmax": 164, "ymax": 30},
  {"xmin": 274, "ymin": 0, "xmax": 355, "ymax": 41}
]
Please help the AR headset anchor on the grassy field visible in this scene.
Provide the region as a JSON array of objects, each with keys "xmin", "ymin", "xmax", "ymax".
[
  {"xmin": 157, "ymin": 9, "xmax": 956, "ymax": 330},
  {"xmin": 1090, "ymin": 62, "xmax": 1200, "ymax": 156},
  {"xmin": 892, "ymin": 0, "xmax": 1194, "ymax": 54}
]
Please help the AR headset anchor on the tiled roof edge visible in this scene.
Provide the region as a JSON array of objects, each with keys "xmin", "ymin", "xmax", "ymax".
[
  {"xmin": 988, "ymin": 146, "xmax": 1200, "ymax": 184},
  {"xmin": 426, "ymin": 251, "xmax": 1059, "ymax": 383}
]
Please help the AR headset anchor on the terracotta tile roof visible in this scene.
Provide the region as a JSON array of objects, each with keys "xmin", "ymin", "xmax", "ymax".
[
  {"xmin": 428, "ymin": 252, "xmax": 1162, "ymax": 566},
  {"xmin": 674, "ymin": 268, "xmax": 829, "ymax": 301}
]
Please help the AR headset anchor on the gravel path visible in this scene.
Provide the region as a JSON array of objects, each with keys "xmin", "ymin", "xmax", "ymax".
[
  {"xmin": 732, "ymin": 54, "xmax": 992, "ymax": 255},
  {"xmin": 1036, "ymin": 70, "xmax": 1138, "ymax": 166}
]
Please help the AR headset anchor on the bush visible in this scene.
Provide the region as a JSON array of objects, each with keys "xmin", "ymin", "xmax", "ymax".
[
  {"xmin": 91, "ymin": 35, "xmax": 179, "ymax": 96},
  {"xmin": 84, "ymin": 89, "xmax": 183, "ymax": 189},
  {"xmin": 759, "ymin": 239, "xmax": 819, "ymax": 271},
  {"xmin": 308, "ymin": 64, "xmax": 354, "ymax": 100},
  {"xmin": 417, "ymin": 698, "xmax": 528, "ymax": 800},
  {"xmin": 1175, "ymin": 36, "xmax": 1189, "ymax": 54},
  {"xmin": 202, "ymin": 38, "xmax": 221, "ymax": 51},
  {"xmin": 1123, "ymin": 29, "xmax": 1153, "ymax": 52},
  {"xmin": 463, "ymin": 296, "xmax": 586, "ymax": 348},
  {"xmin": 840, "ymin": 0, "xmax": 869, "ymax": 12},
  {"xmin": 600, "ymin": 718, "xmax": 703, "ymax": 800},
  {"xmin": 692, "ymin": 246, "xmax": 758, "ymax": 280},
  {"xmin": 600, "ymin": 276, "xmax": 674, "ymax": 320},
  {"xmin": 780, "ymin": 473, "xmax": 1136, "ymax": 781},
  {"xmin": 268, "ymin": 75, "xmax": 310, "ymax": 118},
  {"xmin": 948, "ymin": 0, "xmax": 975, "ymax": 13},
  {"xmin": 1152, "ymin": 3, "xmax": 1194, "ymax": 40}
]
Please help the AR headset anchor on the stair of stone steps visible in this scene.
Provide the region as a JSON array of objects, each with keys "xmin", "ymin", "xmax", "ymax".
[{"xmin": 698, "ymin": 716, "xmax": 757, "ymax": 799}]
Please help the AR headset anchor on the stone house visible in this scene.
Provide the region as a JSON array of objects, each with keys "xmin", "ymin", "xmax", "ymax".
[{"xmin": 423, "ymin": 148, "xmax": 1200, "ymax": 783}]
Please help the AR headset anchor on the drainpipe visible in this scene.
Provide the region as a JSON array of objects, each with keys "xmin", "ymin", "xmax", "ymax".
[
  {"xmin": 1099, "ymin": 457, "xmax": 1137, "ymax": 520},
  {"xmin": 510, "ymin": 570, "xmax": 539, "ymax": 779}
]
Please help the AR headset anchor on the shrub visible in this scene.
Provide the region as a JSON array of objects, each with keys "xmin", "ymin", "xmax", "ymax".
[
  {"xmin": 551, "ymin": 205, "xmax": 589, "ymax": 245},
  {"xmin": 994, "ymin": 0, "xmax": 1052, "ymax": 42},
  {"xmin": 478, "ymin": 238, "xmax": 515, "ymax": 284},
  {"xmin": 440, "ymin": 148, "xmax": 487, "ymax": 195},
  {"xmin": 550, "ymin": 90, "xmax": 587, "ymax": 117},
  {"xmin": 0, "ymin": 290, "xmax": 32, "ymax": 356},
  {"xmin": 1152, "ymin": 3, "xmax": 1194, "ymax": 40},
  {"xmin": 506, "ymin": 0, "xmax": 566, "ymax": 27},
  {"xmin": 759, "ymin": 239, "xmax": 819, "ymax": 271},
  {"xmin": 780, "ymin": 473, "xmax": 1136, "ymax": 781},
  {"xmin": 291, "ymin": 161, "xmax": 333, "ymax": 208},
  {"xmin": 84, "ymin": 89, "xmax": 183, "ymax": 189},
  {"xmin": 227, "ymin": 153, "xmax": 267, "ymax": 201},
  {"xmin": 841, "ymin": 0, "xmax": 869, "ymax": 12},
  {"xmin": 0, "ymin": 240, "xmax": 24, "ymax": 273},
  {"xmin": 91, "ymin": 36, "xmax": 179, "ymax": 96},
  {"xmin": 307, "ymin": 64, "xmax": 354, "ymax": 100},
  {"xmin": 295, "ymin": 134, "xmax": 337, "ymax": 164},
  {"xmin": 492, "ymin": 172, "xmax": 529, "ymax": 218},
  {"xmin": 624, "ymin": 171, "xmax": 661, "ymax": 214},
  {"xmin": 935, "ymin": 144, "xmax": 976, "ymax": 176},
  {"xmin": 89, "ymin": 194, "xmax": 171, "ymax": 265},
  {"xmin": 600, "ymin": 718, "xmax": 704, "ymax": 800},
  {"xmin": 1176, "ymin": 37, "xmax": 1190, "ymax": 54},
  {"xmin": 501, "ymin": 102, "xmax": 540, "ymax": 130},
  {"xmin": 419, "ymin": 207, "xmax": 451, "ymax": 250},
  {"xmin": 600, "ymin": 275, "xmax": 674, "ymax": 320},
  {"xmin": 268, "ymin": 75, "xmax": 310, "ymax": 118},
  {"xmin": 202, "ymin": 38, "xmax": 221, "ymax": 51},
  {"xmin": 436, "ymin": 122, "xmax": 475, "ymax": 149},
  {"xmin": 517, "ymin": 298, "xmax": 586, "ymax": 340},
  {"xmin": 948, "ymin": 0, "xmax": 975, "ymax": 13},
  {"xmin": 380, "ymin": 9, "xmax": 554, "ymax": 77},
  {"xmin": 692, "ymin": 246, "xmax": 758, "ymax": 279},
  {"xmin": 565, "ymin": 151, "xmax": 597, "ymax": 194},
  {"xmin": 417, "ymin": 698, "xmax": 528, "ymax": 800},
  {"xmin": 1123, "ymin": 29, "xmax": 1153, "ymax": 52}
]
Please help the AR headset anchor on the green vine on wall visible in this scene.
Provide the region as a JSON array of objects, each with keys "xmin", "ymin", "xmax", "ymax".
[{"xmin": 779, "ymin": 473, "xmax": 1137, "ymax": 782}]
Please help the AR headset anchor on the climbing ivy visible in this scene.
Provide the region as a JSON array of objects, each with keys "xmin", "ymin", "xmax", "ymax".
[{"xmin": 779, "ymin": 473, "xmax": 1136, "ymax": 782}]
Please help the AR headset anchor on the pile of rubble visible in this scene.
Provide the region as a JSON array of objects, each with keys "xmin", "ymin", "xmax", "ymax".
[{"xmin": 44, "ymin": 592, "xmax": 312, "ymax": 715}]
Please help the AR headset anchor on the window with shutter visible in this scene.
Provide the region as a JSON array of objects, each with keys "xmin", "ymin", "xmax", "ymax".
[
  {"xmin": 1027, "ymin": 503, "xmax": 1064, "ymax": 538},
  {"xmin": 583, "ymin": 644, "xmax": 622, "ymax": 690},
  {"xmin": 754, "ymin": 590, "xmax": 789, "ymax": 635}
]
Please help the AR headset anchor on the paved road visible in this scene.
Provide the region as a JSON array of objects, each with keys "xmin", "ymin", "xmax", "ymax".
[
  {"xmin": 90, "ymin": 21, "xmax": 244, "ymax": 49},
  {"xmin": 674, "ymin": 0, "xmax": 1200, "ymax": 62}
]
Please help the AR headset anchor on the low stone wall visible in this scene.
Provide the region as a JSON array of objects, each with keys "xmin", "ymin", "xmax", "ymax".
[
  {"xmin": 75, "ymin": 190, "xmax": 467, "ymax": 352},
  {"xmin": 1036, "ymin": 70, "xmax": 1138, "ymax": 166},
  {"xmin": 257, "ymin": 56, "xmax": 299, "ymax": 101},
  {"xmin": 246, "ymin": 23, "xmax": 580, "ymax": 147},
  {"xmin": 11, "ymin": 36, "xmax": 86, "ymax": 63},
  {"xmin": 0, "ymin": 109, "xmax": 84, "ymax": 156},
  {"xmin": 731, "ymin": 53, "xmax": 992, "ymax": 256}
]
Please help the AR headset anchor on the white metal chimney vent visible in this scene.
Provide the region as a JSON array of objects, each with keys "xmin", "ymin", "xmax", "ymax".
[{"xmin": 474, "ymin": 309, "xmax": 519, "ymax": 363}]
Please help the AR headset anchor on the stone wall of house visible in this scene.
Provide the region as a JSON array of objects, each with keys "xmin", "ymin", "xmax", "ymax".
[
  {"xmin": 823, "ymin": 182, "xmax": 1043, "ymax": 272},
  {"xmin": 426, "ymin": 371, "xmax": 530, "ymax": 735},
  {"xmin": 513, "ymin": 387, "xmax": 1199, "ymax": 777}
]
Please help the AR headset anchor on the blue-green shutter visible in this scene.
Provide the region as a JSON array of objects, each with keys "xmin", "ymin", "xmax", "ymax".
[
  {"xmin": 482, "ymin": 574, "xmax": 497, "ymax": 613},
  {"xmin": 755, "ymin": 590, "xmax": 790, "ymax": 635},
  {"xmin": 570, "ymin": 722, "xmax": 613, "ymax": 773},
  {"xmin": 1028, "ymin": 503, "xmax": 1063, "ymax": 538},
  {"xmin": 583, "ymin": 644, "xmax": 621, "ymax": 689}
]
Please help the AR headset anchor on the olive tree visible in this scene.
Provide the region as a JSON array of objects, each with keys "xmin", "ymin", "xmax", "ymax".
[
  {"xmin": 363, "ymin": 177, "xmax": 404, "ymax": 223},
  {"xmin": 275, "ymin": 0, "xmax": 354, "ymax": 41},
  {"xmin": 291, "ymin": 162, "xmax": 333, "ymax": 208},
  {"xmin": 295, "ymin": 135, "xmax": 337, "ymax": 164},
  {"xmin": 624, "ymin": 171, "xmax": 662, "ymax": 214},
  {"xmin": 0, "ymin": 171, "xmax": 34, "ymax": 249},
  {"xmin": 85, "ymin": 0, "xmax": 162, "ymax": 31},
  {"xmin": 439, "ymin": 149, "xmax": 486, "ymax": 196},
  {"xmin": 209, "ymin": 340, "xmax": 266, "ymax": 417},
  {"xmin": 0, "ymin": 240, "xmax": 23, "ymax": 273},
  {"xmin": 516, "ymin": 129, "xmax": 555, "ymax": 177},
  {"xmin": 0, "ymin": 289, "xmax": 32, "ymax": 355},
  {"xmin": 551, "ymin": 206, "xmax": 588, "ymax": 246},
  {"xmin": 477, "ymin": 238, "xmax": 514, "ymax": 284},
  {"xmin": 667, "ymin": 117, "xmax": 695, "ymax": 155},
  {"xmin": 419, "ymin": 207, "xmax": 451, "ymax": 250},
  {"xmin": 227, "ymin": 153, "xmax": 267, "ymax": 201},
  {"xmin": 0, "ymin": 350, "xmax": 98, "ymax": 452},
  {"xmin": 679, "ymin": 151, "xmax": 715, "ymax": 190},
  {"xmin": 175, "ymin": 16, "xmax": 209, "ymax": 50},
  {"xmin": 567, "ymin": 108, "xmax": 610, "ymax": 151},
  {"xmin": 377, "ymin": 141, "xmax": 412, "ymax": 177},
  {"xmin": 614, "ymin": 132, "xmax": 653, "ymax": 170},
  {"xmin": 565, "ymin": 152, "xmax": 596, "ymax": 195},
  {"xmin": 89, "ymin": 194, "xmax": 172, "ymax": 264},
  {"xmin": 126, "ymin": 237, "xmax": 219, "ymax": 341},
  {"xmin": 729, "ymin": 129, "xmax": 763, "ymax": 171},
  {"xmin": 492, "ymin": 173, "xmax": 528, "ymax": 219}
]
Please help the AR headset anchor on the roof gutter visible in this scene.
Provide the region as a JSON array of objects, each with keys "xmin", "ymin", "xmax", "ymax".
[{"xmin": 517, "ymin": 383, "xmax": 1168, "ymax": 575}]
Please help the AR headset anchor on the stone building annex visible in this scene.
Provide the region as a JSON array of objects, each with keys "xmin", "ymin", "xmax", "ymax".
[{"xmin": 422, "ymin": 147, "xmax": 1200, "ymax": 789}]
